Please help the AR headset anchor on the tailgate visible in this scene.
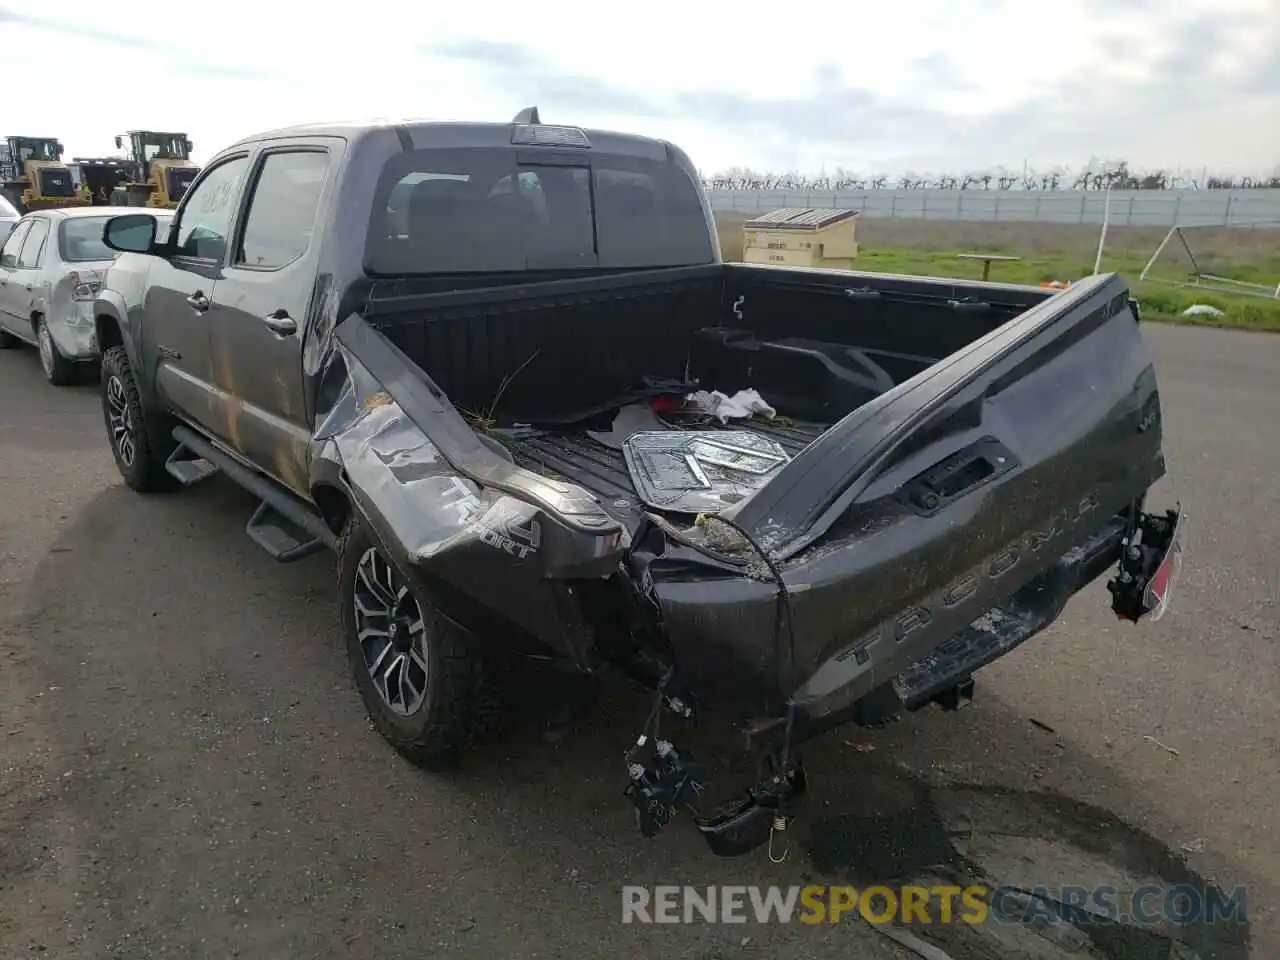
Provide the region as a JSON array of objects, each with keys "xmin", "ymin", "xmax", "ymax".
[{"xmin": 646, "ymin": 273, "xmax": 1166, "ymax": 713}]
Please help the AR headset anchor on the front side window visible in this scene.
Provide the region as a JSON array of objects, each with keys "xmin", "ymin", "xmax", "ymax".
[
  {"xmin": 0, "ymin": 221, "xmax": 32, "ymax": 267},
  {"xmin": 366, "ymin": 148, "xmax": 713, "ymax": 275},
  {"xmin": 17, "ymin": 218, "xmax": 49, "ymax": 268},
  {"xmin": 236, "ymin": 151, "xmax": 329, "ymax": 269},
  {"xmin": 174, "ymin": 155, "xmax": 251, "ymax": 261}
]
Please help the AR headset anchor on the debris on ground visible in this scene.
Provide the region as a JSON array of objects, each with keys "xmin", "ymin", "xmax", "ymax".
[
  {"xmin": 1144, "ymin": 735, "xmax": 1180, "ymax": 756},
  {"xmin": 1028, "ymin": 718, "xmax": 1056, "ymax": 734},
  {"xmin": 843, "ymin": 741, "xmax": 876, "ymax": 753},
  {"xmin": 1181, "ymin": 304, "xmax": 1225, "ymax": 318}
]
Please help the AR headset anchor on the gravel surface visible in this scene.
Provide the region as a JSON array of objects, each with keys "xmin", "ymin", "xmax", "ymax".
[{"xmin": 1, "ymin": 322, "xmax": 1276, "ymax": 959}]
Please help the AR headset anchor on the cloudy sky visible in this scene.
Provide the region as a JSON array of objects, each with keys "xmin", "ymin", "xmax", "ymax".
[{"xmin": 2, "ymin": 0, "xmax": 1276, "ymax": 178}]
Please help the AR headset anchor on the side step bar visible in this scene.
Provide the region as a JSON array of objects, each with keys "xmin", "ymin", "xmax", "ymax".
[{"xmin": 169, "ymin": 426, "xmax": 338, "ymax": 562}]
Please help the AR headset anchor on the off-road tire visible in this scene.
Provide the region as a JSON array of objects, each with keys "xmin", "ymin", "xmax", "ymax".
[
  {"xmin": 0, "ymin": 329, "xmax": 18, "ymax": 349},
  {"xmin": 100, "ymin": 346, "xmax": 175, "ymax": 492},
  {"xmin": 36, "ymin": 316, "xmax": 77, "ymax": 386},
  {"xmin": 338, "ymin": 518, "xmax": 491, "ymax": 769}
]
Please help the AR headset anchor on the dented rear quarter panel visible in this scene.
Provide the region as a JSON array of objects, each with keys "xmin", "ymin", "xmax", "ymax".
[{"xmin": 312, "ymin": 320, "xmax": 629, "ymax": 661}]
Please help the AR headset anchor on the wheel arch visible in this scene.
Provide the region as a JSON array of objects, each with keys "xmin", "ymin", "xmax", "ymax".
[{"xmin": 312, "ymin": 481, "xmax": 352, "ymax": 536}]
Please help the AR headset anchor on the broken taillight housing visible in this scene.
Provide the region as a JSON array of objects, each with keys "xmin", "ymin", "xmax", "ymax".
[
  {"xmin": 69, "ymin": 270, "xmax": 102, "ymax": 301},
  {"xmin": 1108, "ymin": 506, "xmax": 1184, "ymax": 622}
]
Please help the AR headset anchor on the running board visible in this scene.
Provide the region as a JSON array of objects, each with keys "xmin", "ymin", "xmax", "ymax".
[
  {"xmin": 246, "ymin": 501, "xmax": 326, "ymax": 562},
  {"xmin": 164, "ymin": 443, "xmax": 220, "ymax": 486},
  {"xmin": 170, "ymin": 425, "xmax": 338, "ymax": 562}
]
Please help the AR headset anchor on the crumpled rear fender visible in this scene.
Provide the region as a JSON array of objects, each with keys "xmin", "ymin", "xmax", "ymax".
[{"xmin": 310, "ymin": 315, "xmax": 627, "ymax": 664}]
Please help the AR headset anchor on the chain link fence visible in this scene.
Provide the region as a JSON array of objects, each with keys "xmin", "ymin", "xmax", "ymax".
[{"xmin": 707, "ymin": 189, "xmax": 1280, "ymax": 228}]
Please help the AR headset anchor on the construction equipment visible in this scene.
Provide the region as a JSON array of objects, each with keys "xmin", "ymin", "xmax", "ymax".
[
  {"xmin": 70, "ymin": 157, "xmax": 145, "ymax": 206},
  {"xmin": 0, "ymin": 136, "xmax": 90, "ymax": 213},
  {"xmin": 110, "ymin": 131, "xmax": 200, "ymax": 209}
]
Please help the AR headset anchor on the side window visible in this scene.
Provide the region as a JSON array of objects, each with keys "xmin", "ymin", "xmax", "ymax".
[
  {"xmin": 17, "ymin": 218, "xmax": 49, "ymax": 268},
  {"xmin": 174, "ymin": 155, "xmax": 251, "ymax": 261},
  {"xmin": 0, "ymin": 221, "xmax": 31, "ymax": 267},
  {"xmin": 236, "ymin": 151, "xmax": 329, "ymax": 269}
]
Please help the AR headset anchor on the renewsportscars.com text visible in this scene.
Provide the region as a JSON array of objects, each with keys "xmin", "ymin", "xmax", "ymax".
[{"xmin": 621, "ymin": 884, "xmax": 1247, "ymax": 926}]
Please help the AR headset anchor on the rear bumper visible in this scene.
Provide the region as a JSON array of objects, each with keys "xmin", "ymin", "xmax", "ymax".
[{"xmin": 634, "ymin": 507, "xmax": 1137, "ymax": 747}]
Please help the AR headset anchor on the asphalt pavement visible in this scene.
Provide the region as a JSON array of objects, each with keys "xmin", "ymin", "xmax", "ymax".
[{"xmin": 1, "ymin": 323, "xmax": 1276, "ymax": 959}]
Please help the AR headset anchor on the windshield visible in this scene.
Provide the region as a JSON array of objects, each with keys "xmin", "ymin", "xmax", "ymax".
[
  {"xmin": 59, "ymin": 214, "xmax": 173, "ymax": 261},
  {"xmin": 138, "ymin": 134, "xmax": 190, "ymax": 161},
  {"xmin": 0, "ymin": 194, "xmax": 17, "ymax": 219},
  {"xmin": 366, "ymin": 147, "xmax": 713, "ymax": 275},
  {"xmin": 14, "ymin": 140, "xmax": 59, "ymax": 163}
]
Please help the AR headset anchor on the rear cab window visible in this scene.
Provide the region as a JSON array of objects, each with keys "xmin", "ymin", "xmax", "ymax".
[
  {"xmin": 366, "ymin": 145, "xmax": 713, "ymax": 275},
  {"xmin": 17, "ymin": 218, "xmax": 50, "ymax": 268}
]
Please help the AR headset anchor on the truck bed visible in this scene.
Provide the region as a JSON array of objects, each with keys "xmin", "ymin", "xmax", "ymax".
[{"xmin": 502, "ymin": 417, "xmax": 829, "ymax": 530}]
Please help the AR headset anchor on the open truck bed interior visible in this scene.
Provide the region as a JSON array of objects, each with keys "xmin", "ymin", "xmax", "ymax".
[{"xmin": 363, "ymin": 262, "xmax": 1055, "ymax": 532}]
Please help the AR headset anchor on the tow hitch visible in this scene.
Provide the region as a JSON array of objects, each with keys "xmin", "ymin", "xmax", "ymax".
[{"xmin": 1108, "ymin": 505, "xmax": 1184, "ymax": 622}]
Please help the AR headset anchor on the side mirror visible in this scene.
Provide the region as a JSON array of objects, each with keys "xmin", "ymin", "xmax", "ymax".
[
  {"xmin": 185, "ymin": 138, "xmax": 194, "ymax": 153},
  {"xmin": 114, "ymin": 135, "xmax": 123, "ymax": 150},
  {"xmin": 102, "ymin": 213, "xmax": 161, "ymax": 255}
]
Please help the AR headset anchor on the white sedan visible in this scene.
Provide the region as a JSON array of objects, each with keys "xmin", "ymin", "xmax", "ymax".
[
  {"xmin": 0, "ymin": 194, "xmax": 18, "ymax": 243},
  {"xmin": 0, "ymin": 206, "xmax": 173, "ymax": 385}
]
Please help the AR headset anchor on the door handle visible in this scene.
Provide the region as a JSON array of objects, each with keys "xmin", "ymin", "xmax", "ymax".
[
  {"xmin": 186, "ymin": 291, "xmax": 210, "ymax": 312},
  {"xmin": 262, "ymin": 310, "xmax": 297, "ymax": 336}
]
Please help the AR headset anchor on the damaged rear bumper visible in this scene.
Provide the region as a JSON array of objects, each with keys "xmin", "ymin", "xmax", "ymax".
[{"xmin": 631, "ymin": 503, "xmax": 1149, "ymax": 753}]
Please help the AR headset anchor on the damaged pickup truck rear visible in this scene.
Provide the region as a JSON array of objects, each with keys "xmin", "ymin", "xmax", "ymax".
[{"xmin": 92, "ymin": 110, "xmax": 1184, "ymax": 856}]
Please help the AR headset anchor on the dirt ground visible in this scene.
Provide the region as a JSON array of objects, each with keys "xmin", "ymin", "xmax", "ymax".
[{"xmin": 1, "ymin": 323, "xmax": 1277, "ymax": 959}]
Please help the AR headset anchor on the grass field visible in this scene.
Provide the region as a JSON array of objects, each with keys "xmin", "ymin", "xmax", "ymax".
[{"xmin": 714, "ymin": 212, "xmax": 1280, "ymax": 332}]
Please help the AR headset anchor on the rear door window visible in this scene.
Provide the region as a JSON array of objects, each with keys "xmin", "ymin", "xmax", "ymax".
[
  {"xmin": 235, "ymin": 151, "xmax": 329, "ymax": 269},
  {"xmin": 17, "ymin": 218, "xmax": 50, "ymax": 268}
]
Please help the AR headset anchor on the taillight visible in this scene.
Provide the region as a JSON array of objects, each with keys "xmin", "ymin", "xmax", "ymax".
[{"xmin": 69, "ymin": 270, "xmax": 101, "ymax": 302}]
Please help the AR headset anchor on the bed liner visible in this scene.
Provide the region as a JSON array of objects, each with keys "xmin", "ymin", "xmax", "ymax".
[{"xmin": 501, "ymin": 417, "xmax": 829, "ymax": 530}]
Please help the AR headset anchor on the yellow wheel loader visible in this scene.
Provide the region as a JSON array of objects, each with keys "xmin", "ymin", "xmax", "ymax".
[
  {"xmin": 0, "ymin": 136, "xmax": 90, "ymax": 213},
  {"xmin": 110, "ymin": 131, "xmax": 200, "ymax": 209}
]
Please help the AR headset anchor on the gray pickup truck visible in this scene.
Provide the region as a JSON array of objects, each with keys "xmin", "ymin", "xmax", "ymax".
[{"xmin": 93, "ymin": 108, "xmax": 1183, "ymax": 856}]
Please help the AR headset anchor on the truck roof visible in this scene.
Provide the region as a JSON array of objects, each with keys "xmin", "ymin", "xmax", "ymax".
[{"xmin": 225, "ymin": 118, "xmax": 678, "ymax": 163}]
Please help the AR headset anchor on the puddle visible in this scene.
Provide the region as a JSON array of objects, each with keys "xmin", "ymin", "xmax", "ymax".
[{"xmin": 806, "ymin": 762, "xmax": 1250, "ymax": 960}]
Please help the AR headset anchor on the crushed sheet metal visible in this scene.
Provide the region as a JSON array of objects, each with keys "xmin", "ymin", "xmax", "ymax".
[{"xmin": 310, "ymin": 340, "xmax": 626, "ymax": 657}]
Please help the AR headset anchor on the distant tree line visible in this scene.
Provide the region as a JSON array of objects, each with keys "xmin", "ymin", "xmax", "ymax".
[{"xmin": 701, "ymin": 160, "xmax": 1280, "ymax": 191}]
